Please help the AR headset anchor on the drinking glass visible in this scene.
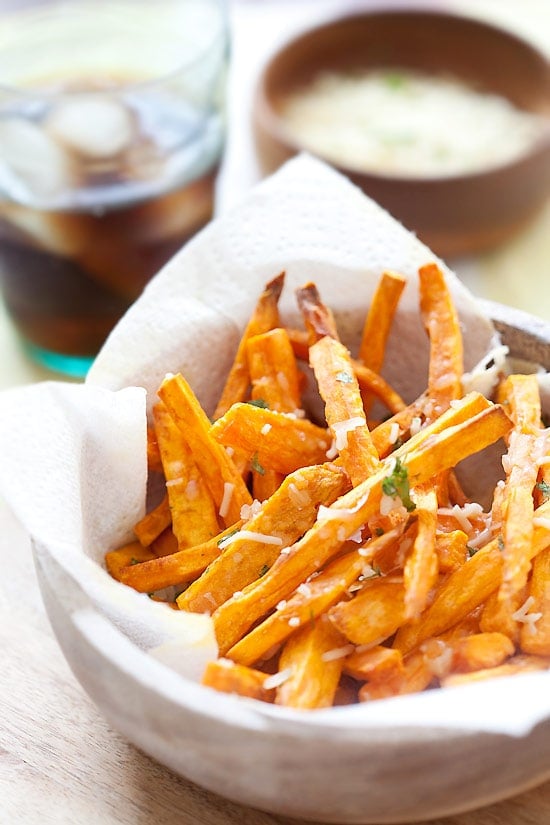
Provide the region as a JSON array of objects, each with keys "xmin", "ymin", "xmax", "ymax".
[{"xmin": 0, "ymin": 0, "xmax": 228, "ymax": 376}]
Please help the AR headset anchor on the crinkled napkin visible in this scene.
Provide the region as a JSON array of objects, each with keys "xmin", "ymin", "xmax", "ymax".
[{"xmin": 1, "ymin": 155, "xmax": 549, "ymax": 736}]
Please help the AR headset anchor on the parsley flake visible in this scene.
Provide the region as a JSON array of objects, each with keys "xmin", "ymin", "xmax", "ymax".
[
  {"xmin": 466, "ymin": 545, "xmax": 478, "ymax": 558},
  {"xmin": 335, "ymin": 371, "xmax": 354, "ymax": 384},
  {"xmin": 536, "ymin": 480, "xmax": 550, "ymax": 502},
  {"xmin": 258, "ymin": 564, "xmax": 270, "ymax": 578},
  {"xmin": 251, "ymin": 452, "xmax": 265, "ymax": 475},
  {"xmin": 381, "ymin": 458, "xmax": 416, "ymax": 512},
  {"xmin": 498, "ymin": 536, "xmax": 505, "ymax": 552},
  {"xmin": 375, "ymin": 527, "xmax": 385, "ymax": 537},
  {"xmin": 129, "ymin": 557, "xmax": 140, "ymax": 566},
  {"xmin": 246, "ymin": 398, "xmax": 269, "ymax": 409}
]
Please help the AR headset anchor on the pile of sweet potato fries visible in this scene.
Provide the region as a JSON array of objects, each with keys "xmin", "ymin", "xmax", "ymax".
[{"xmin": 106, "ymin": 264, "xmax": 550, "ymax": 708}]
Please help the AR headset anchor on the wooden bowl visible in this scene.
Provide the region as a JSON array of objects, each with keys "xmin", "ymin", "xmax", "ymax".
[{"xmin": 253, "ymin": 9, "xmax": 550, "ymax": 257}]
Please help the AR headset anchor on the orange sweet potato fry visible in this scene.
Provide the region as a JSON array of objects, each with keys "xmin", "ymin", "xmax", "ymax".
[
  {"xmin": 134, "ymin": 495, "xmax": 171, "ymax": 546},
  {"xmin": 202, "ymin": 659, "xmax": 275, "ymax": 702},
  {"xmin": 158, "ymin": 373, "xmax": 252, "ymax": 525},
  {"xmin": 285, "ymin": 327, "xmax": 310, "ymax": 362},
  {"xmin": 151, "ymin": 527, "xmax": 179, "ymax": 557},
  {"xmin": 418, "ymin": 262, "xmax": 463, "ymax": 421},
  {"xmin": 344, "ymin": 645, "xmax": 405, "ymax": 683},
  {"xmin": 275, "ymin": 616, "xmax": 347, "ymax": 709},
  {"xmin": 210, "ymin": 403, "xmax": 331, "ymax": 475},
  {"xmin": 496, "ymin": 375, "xmax": 543, "ymax": 601},
  {"xmin": 358, "ymin": 650, "xmax": 433, "ymax": 701},
  {"xmin": 211, "ymin": 398, "xmax": 511, "ymax": 657},
  {"xmin": 309, "ymin": 335, "xmax": 380, "ymax": 485},
  {"xmin": 153, "ymin": 402, "xmax": 220, "ymax": 548},
  {"xmin": 480, "ymin": 584, "xmax": 529, "ymax": 645},
  {"xmin": 359, "ymin": 270, "xmax": 407, "ymax": 412},
  {"xmin": 520, "ymin": 546, "xmax": 550, "ymax": 655},
  {"xmin": 296, "ymin": 282, "xmax": 339, "ymax": 344},
  {"xmin": 450, "ymin": 632, "xmax": 515, "ymax": 673},
  {"xmin": 441, "ymin": 654, "xmax": 550, "ymax": 687},
  {"xmin": 394, "ymin": 499, "xmax": 550, "ymax": 654},
  {"xmin": 403, "ymin": 484, "xmax": 438, "ymax": 620},
  {"xmin": 214, "ymin": 272, "xmax": 285, "ymax": 419},
  {"xmin": 435, "ymin": 530, "xmax": 468, "ymax": 573},
  {"xmin": 119, "ymin": 521, "xmax": 244, "ymax": 594},
  {"xmin": 246, "ymin": 328, "xmax": 302, "ymax": 413},
  {"xmin": 146, "ymin": 426, "xmax": 163, "ymax": 473},
  {"xmin": 352, "ymin": 360, "xmax": 406, "ymax": 416},
  {"xmin": 328, "ymin": 577, "xmax": 406, "ymax": 647},
  {"xmin": 226, "ymin": 528, "xmax": 403, "ymax": 664},
  {"xmin": 105, "ymin": 541, "xmax": 157, "ymax": 581},
  {"xmin": 179, "ymin": 462, "xmax": 349, "ymax": 618}
]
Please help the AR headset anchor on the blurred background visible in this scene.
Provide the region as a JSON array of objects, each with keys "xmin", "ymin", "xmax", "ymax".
[{"xmin": 0, "ymin": 0, "xmax": 548, "ymax": 389}]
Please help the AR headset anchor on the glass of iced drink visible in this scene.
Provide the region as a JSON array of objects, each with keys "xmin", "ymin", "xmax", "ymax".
[{"xmin": 0, "ymin": 0, "xmax": 228, "ymax": 376}]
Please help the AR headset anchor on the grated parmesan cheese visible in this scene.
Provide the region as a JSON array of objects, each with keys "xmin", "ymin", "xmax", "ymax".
[
  {"xmin": 263, "ymin": 667, "xmax": 294, "ymax": 690},
  {"xmin": 218, "ymin": 482, "xmax": 234, "ymax": 519},
  {"xmin": 260, "ymin": 423, "xmax": 272, "ymax": 435},
  {"xmin": 512, "ymin": 595, "xmax": 543, "ymax": 631},
  {"xmin": 240, "ymin": 499, "xmax": 263, "ymax": 521},
  {"xmin": 409, "ymin": 416, "xmax": 422, "ymax": 436},
  {"xmin": 218, "ymin": 529, "xmax": 284, "ymax": 549},
  {"xmin": 321, "ymin": 645, "xmax": 355, "ymax": 662},
  {"xmin": 288, "ymin": 616, "xmax": 301, "ymax": 628},
  {"xmin": 331, "ymin": 416, "xmax": 366, "ymax": 451},
  {"xmin": 389, "ymin": 422, "xmax": 400, "ymax": 445}
]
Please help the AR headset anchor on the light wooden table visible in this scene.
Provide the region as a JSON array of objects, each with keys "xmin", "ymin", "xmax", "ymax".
[{"xmin": 2, "ymin": 2, "xmax": 550, "ymax": 823}]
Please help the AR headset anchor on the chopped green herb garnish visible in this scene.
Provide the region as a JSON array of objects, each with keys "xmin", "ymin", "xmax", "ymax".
[
  {"xmin": 383, "ymin": 72, "xmax": 406, "ymax": 90},
  {"xmin": 381, "ymin": 458, "xmax": 416, "ymax": 512},
  {"xmin": 129, "ymin": 557, "xmax": 140, "ymax": 565},
  {"xmin": 335, "ymin": 371, "xmax": 354, "ymax": 384},
  {"xmin": 498, "ymin": 535, "xmax": 505, "ymax": 552},
  {"xmin": 466, "ymin": 545, "xmax": 478, "ymax": 558},
  {"xmin": 217, "ymin": 528, "xmax": 239, "ymax": 546},
  {"xmin": 258, "ymin": 564, "xmax": 270, "ymax": 578},
  {"xmin": 536, "ymin": 480, "xmax": 550, "ymax": 502},
  {"xmin": 251, "ymin": 452, "xmax": 265, "ymax": 475},
  {"xmin": 246, "ymin": 398, "xmax": 269, "ymax": 409},
  {"xmin": 375, "ymin": 527, "xmax": 385, "ymax": 537},
  {"xmin": 365, "ymin": 564, "xmax": 382, "ymax": 579}
]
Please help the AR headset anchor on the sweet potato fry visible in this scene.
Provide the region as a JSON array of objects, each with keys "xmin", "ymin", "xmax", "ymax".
[
  {"xmin": 246, "ymin": 328, "xmax": 302, "ymax": 413},
  {"xmin": 211, "ymin": 402, "xmax": 331, "ymax": 475},
  {"xmin": 480, "ymin": 584, "xmax": 529, "ymax": 645},
  {"xmin": 496, "ymin": 375, "xmax": 544, "ymax": 600},
  {"xmin": 403, "ymin": 484, "xmax": 438, "ymax": 620},
  {"xmin": 134, "ymin": 495, "xmax": 171, "ymax": 546},
  {"xmin": 214, "ymin": 272, "xmax": 285, "ymax": 418},
  {"xmin": 352, "ymin": 361, "xmax": 406, "ymax": 416},
  {"xmin": 286, "ymin": 327, "xmax": 310, "ymax": 362},
  {"xmin": 358, "ymin": 650, "xmax": 433, "ymax": 701},
  {"xmin": 435, "ymin": 530, "xmax": 468, "ymax": 573},
  {"xmin": 146, "ymin": 426, "xmax": 163, "ymax": 473},
  {"xmin": 179, "ymin": 462, "xmax": 349, "ymax": 617},
  {"xmin": 151, "ymin": 527, "xmax": 179, "ymax": 557},
  {"xmin": 202, "ymin": 659, "xmax": 275, "ymax": 702},
  {"xmin": 441, "ymin": 654, "xmax": 550, "ymax": 687},
  {"xmin": 328, "ymin": 577, "xmax": 406, "ymax": 647},
  {"xmin": 418, "ymin": 262, "xmax": 463, "ymax": 421},
  {"xmin": 520, "ymin": 546, "xmax": 550, "ymax": 655},
  {"xmin": 226, "ymin": 528, "xmax": 403, "ymax": 664},
  {"xmin": 296, "ymin": 282, "xmax": 339, "ymax": 343},
  {"xmin": 105, "ymin": 541, "xmax": 157, "ymax": 581},
  {"xmin": 120, "ymin": 521, "xmax": 244, "ymax": 594},
  {"xmin": 275, "ymin": 615, "xmax": 346, "ymax": 709},
  {"xmin": 343, "ymin": 645, "xmax": 405, "ymax": 683},
  {"xmin": 158, "ymin": 372, "xmax": 252, "ymax": 525},
  {"xmin": 359, "ymin": 270, "xmax": 407, "ymax": 412},
  {"xmin": 450, "ymin": 632, "xmax": 515, "ymax": 673},
  {"xmin": 212, "ymin": 398, "xmax": 511, "ymax": 656},
  {"xmin": 153, "ymin": 402, "xmax": 220, "ymax": 547},
  {"xmin": 394, "ymin": 499, "xmax": 550, "ymax": 654},
  {"xmin": 309, "ymin": 335, "xmax": 379, "ymax": 485}
]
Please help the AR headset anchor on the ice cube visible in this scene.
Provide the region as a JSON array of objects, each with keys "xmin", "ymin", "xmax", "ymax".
[
  {"xmin": 46, "ymin": 96, "xmax": 136, "ymax": 160},
  {"xmin": 0, "ymin": 118, "xmax": 76, "ymax": 199},
  {"xmin": 0, "ymin": 201, "xmax": 93, "ymax": 257}
]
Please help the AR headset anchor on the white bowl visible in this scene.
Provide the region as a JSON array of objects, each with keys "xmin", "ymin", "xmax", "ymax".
[{"xmin": 31, "ymin": 299, "xmax": 550, "ymax": 825}]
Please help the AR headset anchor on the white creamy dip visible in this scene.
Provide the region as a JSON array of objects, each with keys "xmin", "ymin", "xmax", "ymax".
[{"xmin": 281, "ymin": 68, "xmax": 546, "ymax": 177}]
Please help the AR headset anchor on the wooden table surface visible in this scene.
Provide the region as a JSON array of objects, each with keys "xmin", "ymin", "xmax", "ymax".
[{"xmin": 2, "ymin": 501, "xmax": 550, "ymax": 825}]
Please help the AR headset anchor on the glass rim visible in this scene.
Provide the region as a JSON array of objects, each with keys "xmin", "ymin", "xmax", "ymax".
[{"xmin": 0, "ymin": 0, "xmax": 228, "ymax": 99}]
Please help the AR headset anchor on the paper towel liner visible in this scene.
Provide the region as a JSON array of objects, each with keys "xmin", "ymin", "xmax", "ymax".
[{"xmin": 1, "ymin": 154, "xmax": 549, "ymax": 738}]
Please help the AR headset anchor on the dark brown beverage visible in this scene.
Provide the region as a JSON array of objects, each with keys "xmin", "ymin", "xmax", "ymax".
[{"xmin": 0, "ymin": 169, "xmax": 217, "ymax": 359}]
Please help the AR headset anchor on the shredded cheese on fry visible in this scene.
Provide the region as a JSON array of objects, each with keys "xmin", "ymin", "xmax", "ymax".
[
  {"xmin": 512, "ymin": 596, "xmax": 543, "ymax": 631},
  {"xmin": 219, "ymin": 482, "xmax": 234, "ymax": 519},
  {"xmin": 389, "ymin": 422, "xmax": 400, "ymax": 445},
  {"xmin": 217, "ymin": 530, "xmax": 284, "ymax": 549},
  {"xmin": 263, "ymin": 668, "xmax": 294, "ymax": 690},
  {"xmin": 321, "ymin": 645, "xmax": 355, "ymax": 662},
  {"xmin": 331, "ymin": 416, "xmax": 366, "ymax": 450}
]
